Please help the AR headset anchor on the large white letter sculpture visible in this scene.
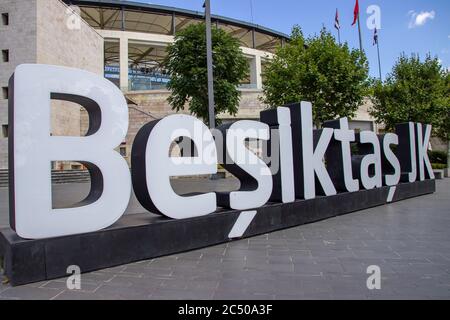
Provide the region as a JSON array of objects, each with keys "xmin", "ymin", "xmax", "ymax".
[
  {"xmin": 131, "ymin": 115, "xmax": 218, "ymax": 219},
  {"xmin": 333, "ymin": 118, "xmax": 360, "ymax": 192},
  {"xmin": 8, "ymin": 64, "xmax": 436, "ymax": 240},
  {"xmin": 416, "ymin": 124, "xmax": 435, "ymax": 181},
  {"xmin": 382, "ymin": 133, "xmax": 401, "ymax": 186},
  {"xmin": 10, "ymin": 64, "xmax": 131, "ymax": 239},
  {"xmin": 359, "ymin": 131, "xmax": 383, "ymax": 190},
  {"xmin": 217, "ymin": 121, "xmax": 273, "ymax": 210},
  {"xmin": 301, "ymin": 102, "xmax": 337, "ymax": 199}
]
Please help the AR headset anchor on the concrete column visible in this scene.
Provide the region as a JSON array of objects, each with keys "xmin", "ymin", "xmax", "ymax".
[
  {"xmin": 119, "ymin": 37, "xmax": 129, "ymax": 91},
  {"xmin": 250, "ymin": 55, "xmax": 262, "ymax": 90}
]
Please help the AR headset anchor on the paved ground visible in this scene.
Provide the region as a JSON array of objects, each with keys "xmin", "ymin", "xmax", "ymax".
[{"xmin": 0, "ymin": 179, "xmax": 449, "ymax": 300}]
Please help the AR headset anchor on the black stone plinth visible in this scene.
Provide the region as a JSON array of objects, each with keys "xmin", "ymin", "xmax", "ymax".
[{"xmin": 0, "ymin": 180, "xmax": 435, "ymax": 286}]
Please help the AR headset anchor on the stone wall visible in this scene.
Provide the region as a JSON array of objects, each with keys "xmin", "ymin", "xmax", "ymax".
[
  {"xmin": 36, "ymin": 0, "xmax": 103, "ymax": 141},
  {"xmin": 0, "ymin": 0, "xmax": 104, "ymax": 169},
  {"xmin": 0, "ymin": 0, "xmax": 37, "ymax": 169},
  {"xmin": 125, "ymin": 89, "xmax": 267, "ymax": 120}
]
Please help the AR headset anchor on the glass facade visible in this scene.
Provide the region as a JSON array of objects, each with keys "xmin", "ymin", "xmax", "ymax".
[
  {"xmin": 104, "ymin": 40, "xmax": 120, "ymax": 87},
  {"xmin": 104, "ymin": 40, "xmax": 170, "ymax": 91},
  {"xmin": 128, "ymin": 43, "xmax": 170, "ymax": 91},
  {"xmin": 70, "ymin": 2, "xmax": 288, "ymax": 91}
]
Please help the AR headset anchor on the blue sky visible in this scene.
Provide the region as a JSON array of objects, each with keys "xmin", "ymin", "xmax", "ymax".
[{"xmin": 137, "ymin": 0, "xmax": 450, "ymax": 79}]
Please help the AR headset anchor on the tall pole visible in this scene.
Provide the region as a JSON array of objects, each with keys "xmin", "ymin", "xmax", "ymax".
[
  {"xmin": 337, "ymin": 28, "xmax": 341, "ymax": 45},
  {"xmin": 357, "ymin": 11, "xmax": 363, "ymax": 53},
  {"xmin": 376, "ymin": 38, "xmax": 382, "ymax": 81},
  {"xmin": 204, "ymin": 0, "xmax": 216, "ymax": 128}
]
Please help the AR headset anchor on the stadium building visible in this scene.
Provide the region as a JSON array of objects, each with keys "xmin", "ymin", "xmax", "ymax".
[{"xmin": 0, "ymin": 0, "xmax": 378, "ymax": 170}]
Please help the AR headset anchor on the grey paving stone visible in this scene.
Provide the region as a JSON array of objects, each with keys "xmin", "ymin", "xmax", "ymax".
[
  {"xmin": 301, "ymin": 292, "xmax": 334, "ymax": 300},
  {"xmin": 39, "ymin": 280, "xmax": 101, "ymax": 292},
  {"xmin": 76, "ymin": 272, "xmax": 116, "ymax": 283},
  {"xmin": 213, "ymin": 289, "xmax": 272, "ymax": 300},
  {"xmin": 51, "ymin": 290, "xmax": 109, "ymax": 301},
  {"xmin": 151, "ymin": 288, "xmax": 215, "ymax": 300},
  {"xmin": 77, "ymin": 284, "xmax": 154, "ymax": 300},
  {"xmin": 0, "ymin": 286, "xmax": 64, "ymax": 300}
]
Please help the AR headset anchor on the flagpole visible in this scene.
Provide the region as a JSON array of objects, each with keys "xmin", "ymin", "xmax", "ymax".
[
  {"xmin": 204, "ymin": 0, "xmax": 216, "ymax": 129},
  {"xmin": 337, "ymin": 28, "xmax": 341, "ymax": 45},
  {"xmin": 357, "ymin": 11, "xmax": 363, "ymax": 52},
  {"xmin": 376, "ymin": 36, "xmax": 382, "ymax": 81}
]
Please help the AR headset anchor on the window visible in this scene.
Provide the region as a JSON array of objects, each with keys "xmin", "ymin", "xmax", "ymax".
[
  {"xmin": 104, "ymin": 40, "xmax": 120, "ymax": 88},
  {"xmin": 349, "ymin": 120, "xmax": 374, "ymax": 132},
  {"xmin": 128, "ymin": 42, "xmax": 170, "ymax": 91},
  {"xmin": 2, "ymin": 87, "xmax": 8, "ymax": 100},
  {"xmin": 2, "ymin": 49, "xmax": 9, "ymax": 62},
  {"xmin": 1, "ymin": 13, "xmax": 9, "ymax": 26},
  {"xmin": 71, "ymin": 164, "xmax": 83, "ymax": 170},
  {"xmin": 120, "ymin": 146, "xmax": 127, "ymax": 157},
  {"xmin": 2, "ymin": 125, "xmax": 8, "ymax": 138}
]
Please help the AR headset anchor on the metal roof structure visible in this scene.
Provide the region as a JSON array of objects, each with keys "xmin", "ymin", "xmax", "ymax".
[
  {"xmin": 65, "ymin": 0, "xmax": 290, "ymax": 51},
  {"xmin": 64, "ymin": 0, "xmax": 287, "ymax": 90}
]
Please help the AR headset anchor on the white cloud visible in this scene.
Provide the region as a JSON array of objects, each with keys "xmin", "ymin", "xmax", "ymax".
[{"xmin": 408, "ymin": 10, "xmax": 435, "ymax": 28}]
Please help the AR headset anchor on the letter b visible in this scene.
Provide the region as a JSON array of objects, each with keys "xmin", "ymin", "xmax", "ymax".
[{"xmin": 9, "ymin": 64, "xmax": 131, "ymax": 239}]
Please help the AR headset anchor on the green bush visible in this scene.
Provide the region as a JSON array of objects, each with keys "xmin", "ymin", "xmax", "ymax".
[
  {"xmin": 428, "ymin": 150, "xmax": 447, "ymax": 164},
  {"xmin": 432, "ymin": 163, "xmax": 447, "ymax": 170}
]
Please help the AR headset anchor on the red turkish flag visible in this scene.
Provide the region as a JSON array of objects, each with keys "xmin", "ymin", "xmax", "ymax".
[{"xmin": 352, "ymin": 0, "xmax": 360, "ymax": 26}]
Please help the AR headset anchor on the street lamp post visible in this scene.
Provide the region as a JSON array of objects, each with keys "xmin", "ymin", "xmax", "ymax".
[{"xmin": 204, "ymin": 0, "xmax": 216, "ymax": 128}]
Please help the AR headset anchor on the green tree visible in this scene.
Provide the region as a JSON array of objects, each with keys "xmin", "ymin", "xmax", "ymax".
[
  {"xmin": 262, "ymin": 26, "xmax": 370, "ymax": 127},
  {"xmin": 370, "ymin": 54, "xmax": 450, "ymax": 167},
  {"xmin": 434, "ymin": 71, "xmax": 450, "ymax": 168},
  {"xmin": 164, "ymin": 23, "xmax": 248, "ymax": 126}
]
